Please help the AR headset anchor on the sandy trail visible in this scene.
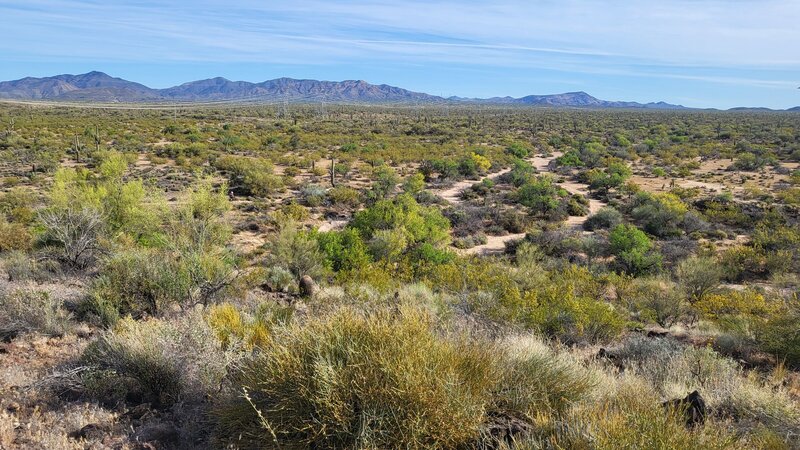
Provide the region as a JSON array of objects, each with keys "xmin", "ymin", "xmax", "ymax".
[
  {"xmin": 318, "ymin": 219, "xmax": 348, "ymax": 232},
  {"xmin": 431, "ymin": 151, "xmax": 608, "ymax": 255},
  {"xmin": 435, "ymin": 166, "xmax": 515, "ymax": 203}
]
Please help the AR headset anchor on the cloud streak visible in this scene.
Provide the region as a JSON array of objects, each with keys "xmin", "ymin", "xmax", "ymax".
[{"xmin": 0, "ymin": 0, "xmax": 798, "ymax": 108}]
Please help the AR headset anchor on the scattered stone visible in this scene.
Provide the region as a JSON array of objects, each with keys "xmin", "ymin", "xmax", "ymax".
[
  {"xmin": 122, "ymin": 403, "xmax": 153, "ymax": 421},
  {"xmin": 133, "ymin": 423, "xmax": 180, "ymax": 447},
  {"xmin": 6, "ymin": 401, "xmax": 20, "ymax": 413},
  {"xmin": 1, "ymin": 330, "xmax": 18, "ymax": 343},
  {"xmin": 647, "ymin": 329, "xmax": 670, "ymax": 338},
  {"xmin": 132, "ymin": 443, "xmax": 157, "ymax": 450},
  {"xmin": 299, "ymin": 275, "xmax": 318, "ymax": 297},
  {"xmin": 74, "ymin": 324, "xmax": 93, "ymax": 339},
  {"xmin": 483, "ymin": 411, "xmax": 533, "ymax": 448},
  {"xmin": 69, "ymin": 423, "xmax": 111, "ymax": 440},
  {"xmin": 166, "ymin": 303, "xmax": 183, "ymax": 315},
  {"xmin": 596, "ymin": 348, "xmax": 625, "ymax": 372},
  {"xmin": 663, "ymin": 390, "xmax": 707, "ymax": 427}
]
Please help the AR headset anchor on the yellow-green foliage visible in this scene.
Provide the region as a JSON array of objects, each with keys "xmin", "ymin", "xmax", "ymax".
[
  {"xmin": 206, "ymin": 303, "xmax": 271, "ymax": 350},
  {"xmin": 47, "ymin": 153, "xmax": 165, "ymax": 240},
  {"xmin": 0, "ymin": 219, "xmax": 31, "ymax": 252},
  {"xmin": 565, "ymin": 381, "xmax": 740, "ymax": 450},
  {"xmin": 277, "ymin": 201, "xmax": 310, "ymax": 222},
  {"xmin": 214, "ymin": 307, "xmax": 593, "ymax": 449},
  {"xmin": 470, "ymin": 152, "xmax": 491, "ymax": 173},
  {"xmin": 0, "ymin": 187, "xmax": 37, "ymax": 224},
  {"xmin": 214, "ymin": 155, "xmax": 283, "ymax": 197},
  {"xmin": 695, "ymin": 290, "xmax": 772, "ymax": 323},
  {"xmin": 427, "ymin": 261, "xmax": 624, "ymax": 343}
]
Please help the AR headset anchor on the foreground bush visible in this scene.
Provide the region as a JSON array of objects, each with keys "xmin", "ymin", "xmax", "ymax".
[
  {"xmin": 214, "ymin": 307, "xmax": 593, "ymax": 449},
  {"xmin": 0, "ymin": 288, "xmax": 72, "ymax": 337},
  {"xmin": 81, "ymin": 313, "xmax": 231, "ymax": 408}
]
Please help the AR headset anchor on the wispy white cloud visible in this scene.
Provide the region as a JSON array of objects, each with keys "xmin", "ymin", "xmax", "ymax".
[{"xmin": 0, "ymin": 0, "xmax": 798, "ymax": 107}]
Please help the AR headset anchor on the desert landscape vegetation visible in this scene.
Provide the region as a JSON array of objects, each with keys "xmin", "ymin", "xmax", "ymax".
[{"xmin": 0, "ymin": 96, "xmax": 798, "ymax": 449}]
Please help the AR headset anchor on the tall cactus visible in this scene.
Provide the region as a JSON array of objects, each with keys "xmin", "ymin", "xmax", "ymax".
[{"xmin": 329, "ymin": 157, "xmax": 336, "ymax": 187}]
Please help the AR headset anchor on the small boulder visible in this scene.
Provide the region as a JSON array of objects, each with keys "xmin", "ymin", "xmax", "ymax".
[
  {"xmin": 299, "ymin": 275, "xmax": 318, "ymax": 297},
  {"xmin": 663, "ymin": 390, "xmax": 706, "ymax": 427},
  {"xmin": 69, "ymin": 423, "xmax": 111, "ymax": 441},
  {"xmin": 647, "ymin": 329, "xmax": 670, "ymax": 338},
  {"xmin": 133, "ymin": 422, "xmax": 180, "ymax": 447}
]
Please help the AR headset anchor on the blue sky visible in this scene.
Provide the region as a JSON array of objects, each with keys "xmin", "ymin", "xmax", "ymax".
[{"xmin": 1, "ymin": 0, "xmax": 798, "ymax": 108}]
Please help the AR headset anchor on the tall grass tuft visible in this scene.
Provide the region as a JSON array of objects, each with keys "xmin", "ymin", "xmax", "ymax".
[{"xmin": 214, "ymin": 307, "xmax": 594, "ymax": 449}]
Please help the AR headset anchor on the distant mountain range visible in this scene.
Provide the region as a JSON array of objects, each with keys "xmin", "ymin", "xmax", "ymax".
[{"xmin": 0, "ymin": 71, "xmax": 796, "ymax": 111}]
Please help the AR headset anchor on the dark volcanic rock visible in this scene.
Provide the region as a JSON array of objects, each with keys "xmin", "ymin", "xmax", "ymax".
[{"xmin": 663, "ymin": 390, "xmax": 707, "ymax": 427}]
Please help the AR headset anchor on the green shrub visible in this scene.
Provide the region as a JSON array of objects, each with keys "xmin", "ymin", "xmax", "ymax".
[
  {"xmin": 0, "ymin": 187, "xmax": 37, "ymax": 224},
  {"xmin": 89, "ymin": 248, "xmax": 190, "ymax": 319},
  {"xmin": 505, "ymin": 142, "xmax": 530, "ymax": 159},
  {"xmin": 263, "ymin": 221, "xmax": 326, "ymax": 281},
  {"xmin": 630, "ymin": 192, "xmax": 688, "ymax": 237},
  {"xmin": 352, "ymin": 193, "xmax": 451, "ymax": 248},
  {"xmin": 316, "ymin": 228, "xmax": 372, "ymax": 272},
  {"xmin": 327, "ymin": 186, "xmax": 361, "ymax": 207},
  {"xmin": 264, "ymin": 266, "xmax": 297, "ymax": 293},
  {"xmin": 214, "ymin": 155, "xmax": 283, "ymax": 197},
  {"xmin": 504, "ymin": 158, "xmax": 535, "ymax": 187},
  {"xmin": 609, "ymin": 224, "xmax": 662, "ymax": 276},
  {"xmin": 753, "ymin": 300, "xmax": 800, "ymax": 367},
  {"xmin": 583, "ymin": 207, "xmax": 622, "ymax": 231},
  {"xmin": 402, "ymin": 172, "xmax": 426, "ymax": 195},
  {"xmin": 584, "ymin": 161, "xmax": 631, "ymax": 194},
  {"xmin": 367, "ymin": 164, "xmax": 400, "ymax": 201},
  {"xmin": 277, "ymin": 201, "xmax": 310, "ymax": 221},
  {"xmin": 675, "ymin": 256, "xmax": 723, "ymax": 303},
  {"xmin": 300, "ymin": 184, "xmax": 326, "ymax": 207},
  {"xmin": 2, "ymin": 250, "xmax": 58, "ymax": 282},
  {"xmin": 621, "ymin": 277, "xmax": 685, "ymax": 327},
  {"xmin": 515, "ymin": 175, "xmax": 568, "ymax": 219},
  {"xmin": 527, "ymin": 288, "xmax": 626, "ymax": 343}
]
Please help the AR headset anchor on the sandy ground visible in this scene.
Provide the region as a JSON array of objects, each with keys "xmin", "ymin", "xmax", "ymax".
[{"xmin": 431, "ymin": 151, "xmax": 608, "ymax": 255}]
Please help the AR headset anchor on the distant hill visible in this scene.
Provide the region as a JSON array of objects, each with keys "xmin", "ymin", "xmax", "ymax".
[
  {"xmin": 450, "ymin": 91, "xmax": 686, "ymax": 109},
  {"xmin": 789, "ymin": 106, "xmax": 800, "ymax": 111},
  {"xmin": 159, "ymin": 77, "xmax": 441, "ymax": 103},
  {"xmin": 0, "ymin": 71, "xmax": 159, "ymax": 102},
  {"xmin": 0, "ymin": 72, "xmax": 441, "ymax": 104},
  {"xmin": 727, "ymin": 107, "xmax": 776, "ymax": 111},
  {"xmin": 0, "ymin": 71, "xmax": 779, "ymax": 110}
]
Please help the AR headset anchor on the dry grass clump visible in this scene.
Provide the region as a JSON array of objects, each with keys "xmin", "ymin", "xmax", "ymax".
[
  {"xmin": 79, "ymin": 311, "xmax": 234, "ymax": 408},
  {"xmin": 1, "ymin": 402, "xmax": 118, "ymax": 450},
  {"xmin": 213, "ymin": 307, "xmax": 594, "ymax": 449},
  {"xmin": 599, "ymin": 335, "xmax": 800, "ymax": 446},
  {"xmin": 0, "ymin": 287, "xmax": 73, "ymax": 337},
  {"xmin": 564, "ymin": 380, "xmax": 742, "ymax": 450}
]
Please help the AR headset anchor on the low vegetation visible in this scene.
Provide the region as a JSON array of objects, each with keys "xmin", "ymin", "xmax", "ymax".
[{"xmin": 0, "ymin": 103, "xmax": 798, "ymax": 449}]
